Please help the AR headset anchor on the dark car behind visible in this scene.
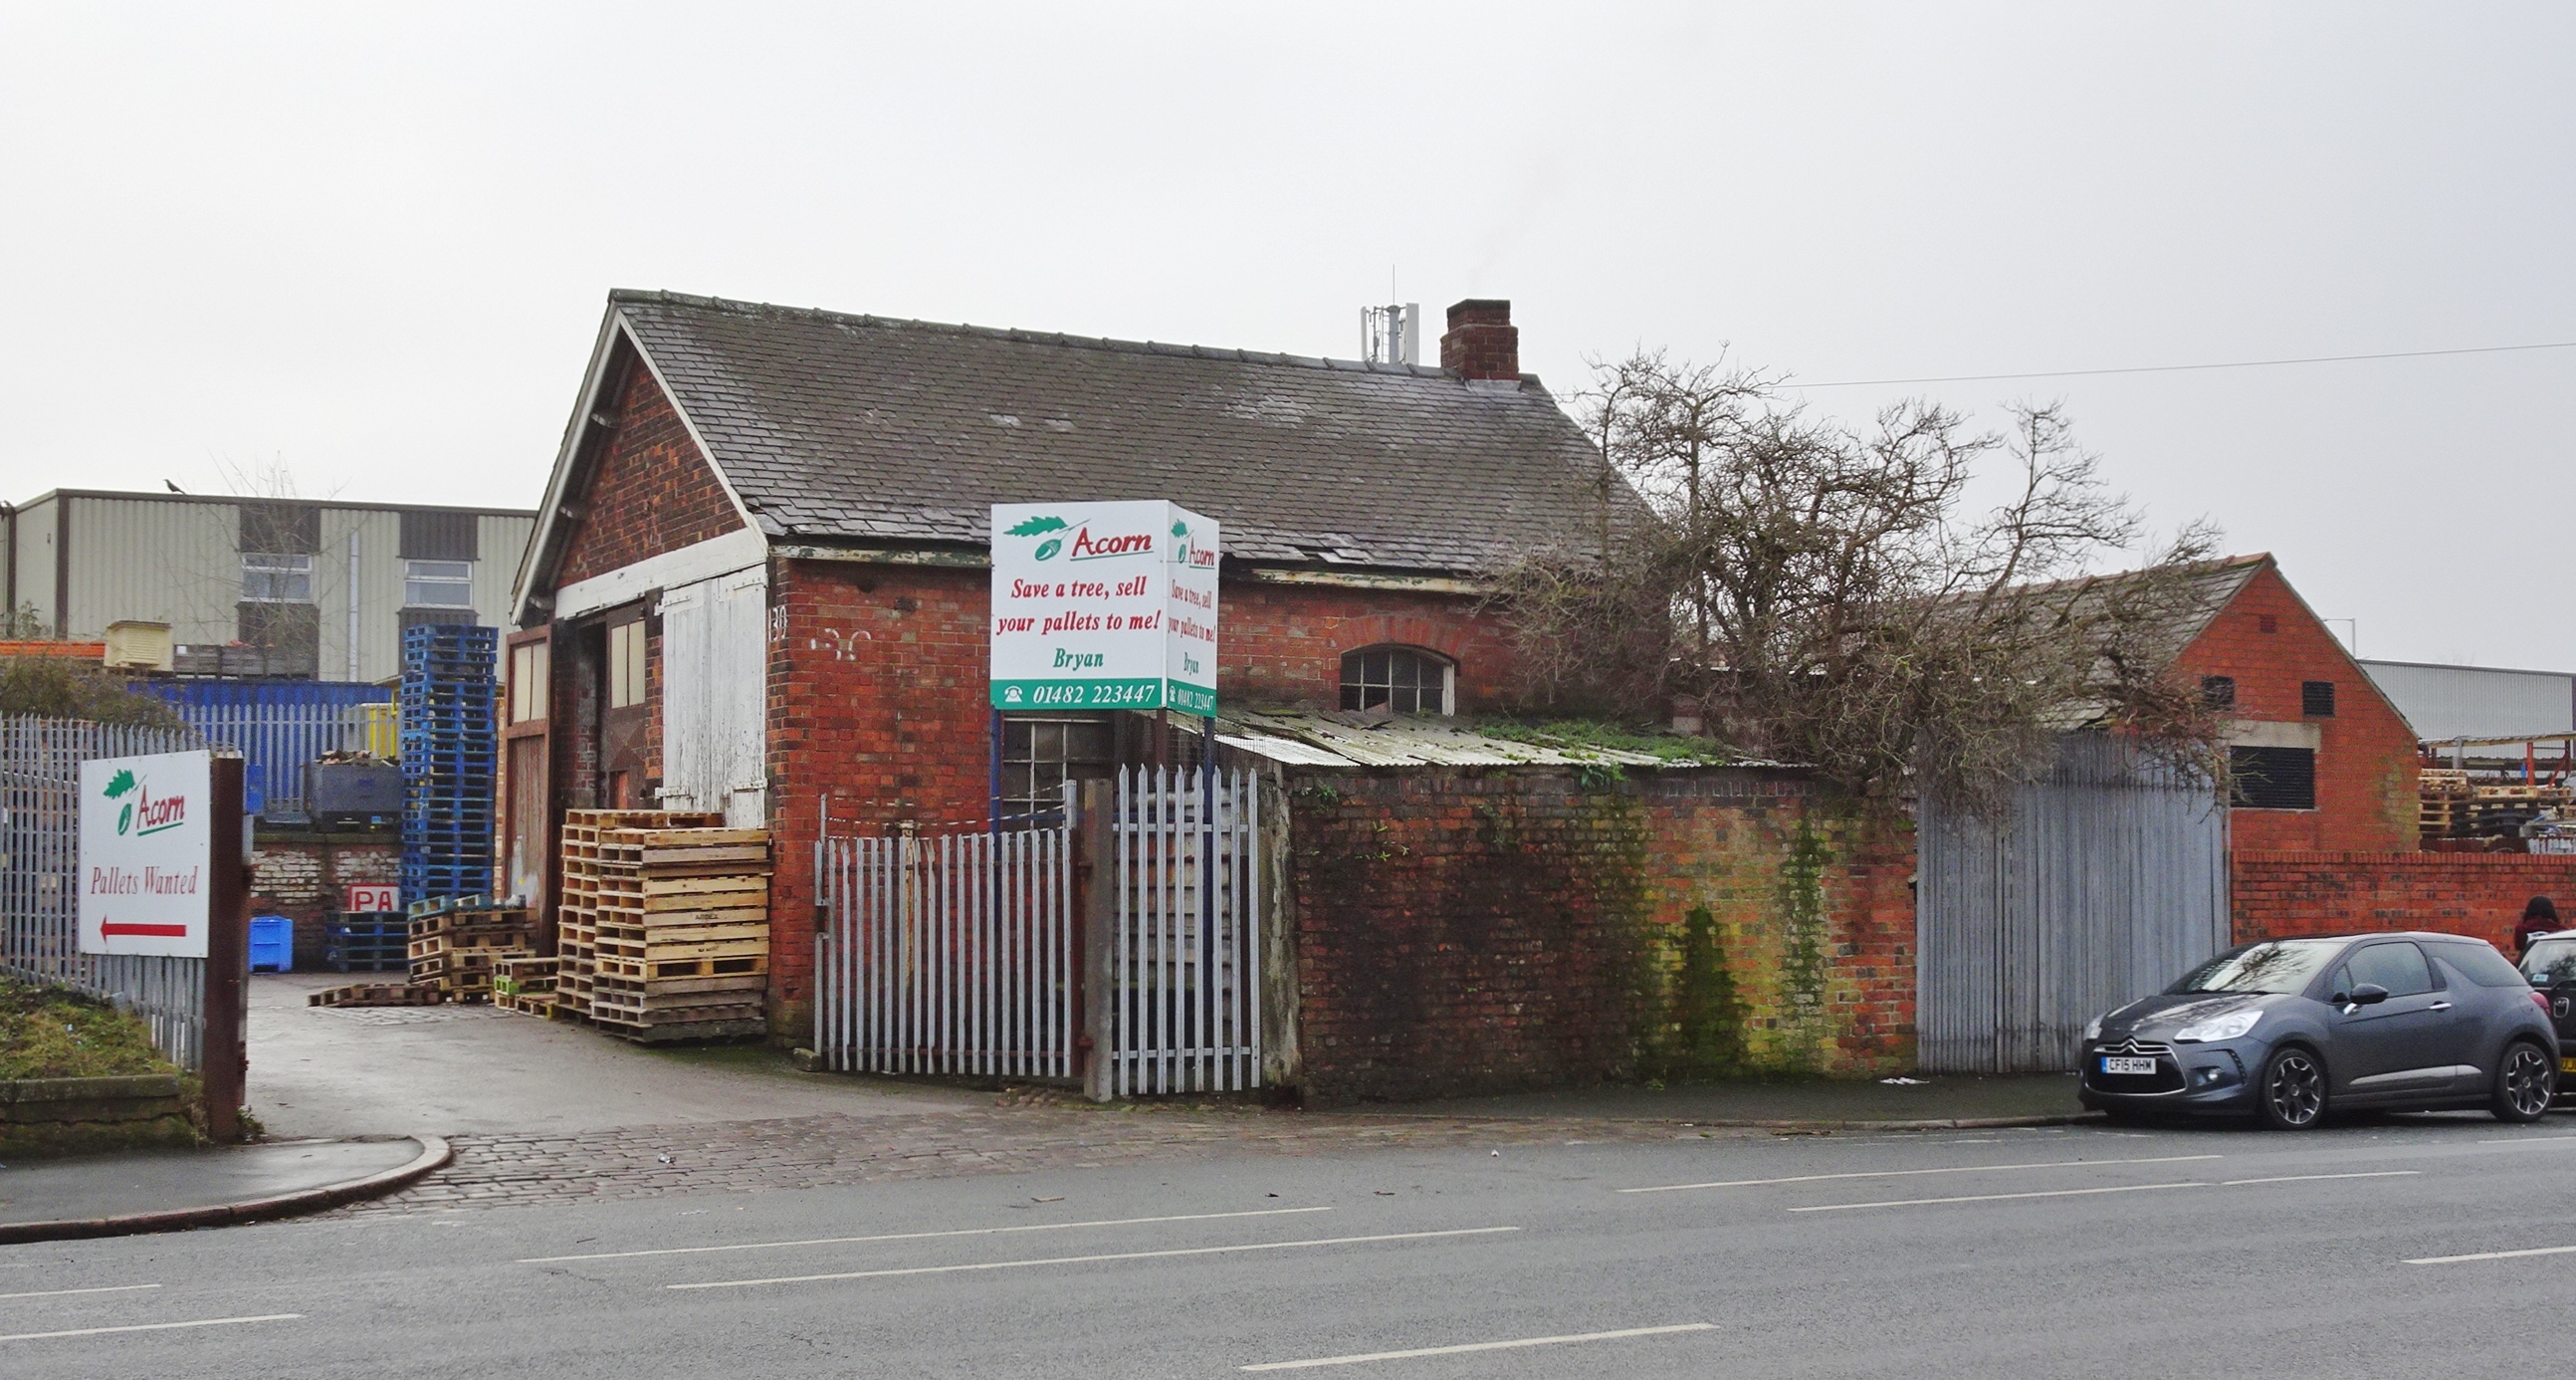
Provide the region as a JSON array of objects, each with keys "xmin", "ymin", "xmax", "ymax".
[{"xmin": 2521, "ymin": 932, "xmax": 2576, "ymax": 1100}]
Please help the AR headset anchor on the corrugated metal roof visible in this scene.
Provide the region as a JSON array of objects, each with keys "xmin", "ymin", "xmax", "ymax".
[{"xmin": 1216, "ymin": 708, "xmax": 1729, "ymax": 769}]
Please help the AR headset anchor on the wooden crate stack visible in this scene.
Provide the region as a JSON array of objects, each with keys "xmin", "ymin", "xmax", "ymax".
[
  {"xmin": 556, "ymin": 809, "xmax": 722, "ymax": 1022},
  {"xmin": 407, "ymin": 896, "xmax": 536, "ymax": 1003},
  {"xmin": 492, "ymin": 955, "xmax": 559, "ymax": 1016},
  {"xmin": 588, "ymin": 825, "xmax": 772, "ymax": 1043}
]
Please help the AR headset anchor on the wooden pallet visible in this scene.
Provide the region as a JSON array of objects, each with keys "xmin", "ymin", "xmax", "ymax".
[{"xmin": 308, "ymin": 983, "xmax": 444, "ymax": 1008}]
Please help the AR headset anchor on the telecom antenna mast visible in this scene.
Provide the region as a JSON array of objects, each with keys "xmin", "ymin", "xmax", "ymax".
[{"xmin": 1361, "ymin": 302, "xmax": 1419, "ymax": 365}]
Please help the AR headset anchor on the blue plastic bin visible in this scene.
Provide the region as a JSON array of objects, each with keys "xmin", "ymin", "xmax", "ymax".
[{"xmin": 249, "ymin": 915, "xmax": 295, "ymax": 973}]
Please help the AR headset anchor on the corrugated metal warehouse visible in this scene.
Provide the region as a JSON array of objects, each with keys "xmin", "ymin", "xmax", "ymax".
[
  {"xmin": 2358, "ymin": 658, "xmax": 2576, "ymax": 742},
  {"xmin": 3, "ymin": 489, "xmax": 535, "ymax": 683}
]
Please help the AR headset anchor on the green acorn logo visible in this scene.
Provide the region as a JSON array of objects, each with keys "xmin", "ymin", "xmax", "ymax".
[
  {"xmin": 1008, "ymin": 515, "xmax": 1070, "ymax": 562},
  {"xmin": 104, "ymin": 770, "xmax": 137, "ymax": 835}
]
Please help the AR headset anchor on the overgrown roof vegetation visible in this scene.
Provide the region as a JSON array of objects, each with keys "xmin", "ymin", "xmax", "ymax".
[
  {"xmin": 0, "ymin": 655, "xmax": 188, "ymax": 730},
  {"xmin": 1490, "ymin": 349, "xmax": 2229, "ymax": 818},
  {"xmin": 0, "ymin": 977, "xmax": 175, "ymax": 1080},
  {"xmin": 1472, "ymin": 717, "xmax": 1738, "ymax": 765}
]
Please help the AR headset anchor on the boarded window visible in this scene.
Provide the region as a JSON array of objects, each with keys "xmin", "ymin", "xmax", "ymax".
[
  {"xmin": 1339, "ymin": 646, "xmax": 1454, "ymax": 715},
  {"xmin": 2230, "ymin": 745, "xmax": 2316, "ymax": 810},
  {"xmin": 2301, "ymin": 680, "xmax": 2336, "ymax": 717},
  {"xmin": 238, "ymin": 502, "xmax": 320, "ymax": 555},
  {"xmin": 399, "ymin": 510, "xmax": 479, "ymax": 562},
  {"xmin": 510, "ymin": 640, "xmax": 550, "ymax": 724}
]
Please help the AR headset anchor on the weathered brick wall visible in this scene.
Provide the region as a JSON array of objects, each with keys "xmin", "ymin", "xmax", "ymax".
[
  {"xmin": 556, "ymin": 363, "xmax": 746, "ymax": 586},
  {"xmin": 248, "ymin": 831, "xmax": 400, "ymax": 968},
  {"xmin": 757, "ymin": 560, "xmax": 1539, "ymax": 1037},
  {"xmin": 2234, "ymin": 850, "xmax": 2576, "ymax": 952},
  {"xmin": 2176, "ymin": 565, "xmax": 2420, "ymax": 852},
  {"xmin": 1282, "ymin": 768, "xmax": 1913, "ymax": 1106}
]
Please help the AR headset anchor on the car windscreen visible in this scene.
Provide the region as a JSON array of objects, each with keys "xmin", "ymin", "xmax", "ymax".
[
  {"xmin": 2525, "ymin": 937, "xmax": 2576, "ymax": 986},
  {"xmin": 2167, "ymin": 940, "xmax": 2345, "ymax": 996}
]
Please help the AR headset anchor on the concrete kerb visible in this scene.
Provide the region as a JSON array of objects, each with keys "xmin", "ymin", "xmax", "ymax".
[
  {"xmin": 1344, "ymin": 1110, "xmax": 2106, "ymax": 1133},
  {"xmin": 0, "ymin": 1135, "xmax": 453, "ymax": 1245}
]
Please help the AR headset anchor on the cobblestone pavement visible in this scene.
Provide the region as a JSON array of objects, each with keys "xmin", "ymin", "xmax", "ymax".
[{"xmin": 323, "ymin": 1101, "xmax": 1718, "ymax": 1218}]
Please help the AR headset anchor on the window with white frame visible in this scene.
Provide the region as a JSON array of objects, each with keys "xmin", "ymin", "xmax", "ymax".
[
  {"xmin": 240, "ymin": 553, "xmax": 313, "ymax": 602},
  {"xmin": 1340, "ymin": 646, "xmax": 1454, "ymax": 715},
  {"xmin": 406, "ymin": 560, "xmax": 474, "ymax": 607}
]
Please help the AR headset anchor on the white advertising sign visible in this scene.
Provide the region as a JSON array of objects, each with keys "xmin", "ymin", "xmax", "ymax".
[
  {"xmin": 990, "ymin": 500, "xmax": 1219, "ymax": 715},
  {"xmin": 78, "ymin": 750, "xmax": 214, "ymax": 958}
]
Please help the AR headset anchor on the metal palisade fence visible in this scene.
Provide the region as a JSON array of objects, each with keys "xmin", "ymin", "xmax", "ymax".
[
  {"xmin": 0, "ymin": 715, "xmax": 212, "ymax": 1069},
  {"xmin": 813, "ymin": 785, "xmax": 1076, "ymax": 1078},
  {"xmin": 1097, "ymin": 766, "xmax": 1261, "ymax": 1098}
]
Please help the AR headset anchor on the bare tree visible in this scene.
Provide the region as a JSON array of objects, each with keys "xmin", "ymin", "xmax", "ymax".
[{"xmin": 1494, "ymin": 351, "xmax": 2229, "ymax": 816}]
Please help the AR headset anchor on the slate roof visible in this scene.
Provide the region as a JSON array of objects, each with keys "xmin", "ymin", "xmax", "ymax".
[{"xmin": 610, "ymin": 291, "xmax": 1633, "ymax": 573}]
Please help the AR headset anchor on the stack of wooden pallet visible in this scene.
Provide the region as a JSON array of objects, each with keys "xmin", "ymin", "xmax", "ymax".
[
  {"xmin": 407, "ymin": 896, "xmax": 536, "ymax": 1003},
  {"xmin": 492, "ymin": 955, "xmax": 559, "ymax": 1016},
  {"xmin": 588, "ymin": 824, "xmax": 771, "ymax": 1043},
  {"xmin": 556, "ymin": 809, "xmax": 721, "ymax": 1021}
]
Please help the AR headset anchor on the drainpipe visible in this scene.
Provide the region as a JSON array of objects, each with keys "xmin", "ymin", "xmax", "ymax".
[{"xmin": 346, "ymin": 530, "xmax": 360, "ymax": 681}]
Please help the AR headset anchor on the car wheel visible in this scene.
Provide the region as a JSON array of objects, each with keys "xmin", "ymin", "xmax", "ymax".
[
  {"xmin": 2257, "ymin": 1046, "xmax": 2327, "ymax": 1130},
  {"xmin": 2491, "ymin": 1041, "xmax": 2555, "ymax": 1124}
]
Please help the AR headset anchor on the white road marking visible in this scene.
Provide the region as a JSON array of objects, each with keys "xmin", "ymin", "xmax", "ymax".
[
  {"xmin": 2408, "ymin": 1244, "xmax": 2576, "ymax": 1265},
  {"xmin": 0, "ymin": 1314, "xmax": 301, "ymax": 1344},
  {"xmin": 0, "ymin": 1284, "xmax": 159, "ymax": 1301},
  {"xmin": 669, "ymin": 1227, "xmax": 1520, "ymax": 1290},
  {"xmin": 1790, "ymin": 1183, "xmax": 2209, "ymax": 1212},
  {"xmin": 520, "ymin": 1207, "xmax": 1333, "ymax": 1263},
  {"xmin": 1619, "ymin": 1155, "xmax": 2221, "ymax": 1193},
  {"xmin": 1241, "ymin": 1322, "xmax": 1718, "ymax": 1371},
  {"xmin": 2221, "ymin": 1172, "xmax": 2419, "ymax": 1187}
]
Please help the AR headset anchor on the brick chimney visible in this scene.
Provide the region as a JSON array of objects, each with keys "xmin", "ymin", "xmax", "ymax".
[{"xmin": 1439, "ymin": 299, "xmax": 1519, "ymax": 380}]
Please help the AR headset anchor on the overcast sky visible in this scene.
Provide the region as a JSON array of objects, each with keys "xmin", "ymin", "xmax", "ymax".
[{"xmin": 2, "ymin": 4, "xmax": 2567, "ymax": 669}]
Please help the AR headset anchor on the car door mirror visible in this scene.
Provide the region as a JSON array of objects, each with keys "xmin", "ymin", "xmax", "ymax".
[{"xmin": 2346, "ymin": 983, "xmax": 2390, "ymax": 1007}]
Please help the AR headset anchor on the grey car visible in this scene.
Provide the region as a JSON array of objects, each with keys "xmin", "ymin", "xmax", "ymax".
[{"xmin": 2078, "ymin": 932, "xmax": 2560, "ymax": 1130}]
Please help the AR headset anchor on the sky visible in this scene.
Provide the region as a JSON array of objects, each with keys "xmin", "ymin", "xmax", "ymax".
[{"xmin": 1, "ymin": 4, "xmax": 2568, "ymax": 669}]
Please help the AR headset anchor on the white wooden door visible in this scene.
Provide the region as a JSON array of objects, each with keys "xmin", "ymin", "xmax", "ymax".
[{"xmin": 660, "ymin": 565, "xmax": 768, "ymax": 826}]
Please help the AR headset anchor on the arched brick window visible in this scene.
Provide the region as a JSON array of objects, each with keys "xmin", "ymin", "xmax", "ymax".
[{"xmin": 1340, "ymin": 646, "xmax": 1454, "ymax": 716}]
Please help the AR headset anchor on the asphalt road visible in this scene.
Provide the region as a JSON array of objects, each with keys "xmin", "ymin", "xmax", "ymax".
[{"xmin": 7, "ymin": 1113, "xmax": 2573, "ymax": 1378}]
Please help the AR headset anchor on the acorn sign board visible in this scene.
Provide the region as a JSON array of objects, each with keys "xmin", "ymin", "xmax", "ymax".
[
  {"xmin": 990, "ymin": 501, "xmax": 1218, "ymax": 714},
  {"xmin": 78, "ymin": 750, "xmax": 214, "ymax": 958}
]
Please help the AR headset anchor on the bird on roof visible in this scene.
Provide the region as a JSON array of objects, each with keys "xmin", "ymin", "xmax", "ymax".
[{"xmin": 164, "ymin": 480, "xmax": 184, "ymax": 493}]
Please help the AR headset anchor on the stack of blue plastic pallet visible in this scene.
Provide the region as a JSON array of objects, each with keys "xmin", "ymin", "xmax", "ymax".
[
  {"xmin": 322, "ymin": 913, "xmax": 409, "ymax": 972},
  {"xmin": 400, "ymin": 623, "xmax": 499, "ymax": 910}
]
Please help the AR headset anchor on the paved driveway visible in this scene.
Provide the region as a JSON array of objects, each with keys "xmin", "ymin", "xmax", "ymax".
[{"xmin": 248, "ymin": 974, "xmax": 983, "ymax": 1140}]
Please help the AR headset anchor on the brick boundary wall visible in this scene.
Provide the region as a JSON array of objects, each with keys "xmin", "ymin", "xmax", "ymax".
[
  {"xmin": 248, "ymin": 831, "xmax": 401, "ymax": 969},
  {"xmin": 2233, "ymin": 849, "xmax": 2576, "ymax": 953},
  {"xmin": 1281, "ymin": 767, "xmax": 1913, "ymax": 1106}
]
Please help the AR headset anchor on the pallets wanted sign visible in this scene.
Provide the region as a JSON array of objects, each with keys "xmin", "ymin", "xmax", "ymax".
[
  {"xmin": 990, "ymin": 501, "xmax": 1218, "ymax": 714},
  {"xmin": 78, "ymin": 750, "xmax": 214, "ymax": 958}
]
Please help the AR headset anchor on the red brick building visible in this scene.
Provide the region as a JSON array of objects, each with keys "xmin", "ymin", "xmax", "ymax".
[
  {"xmin": 2159, "ymin": 555, "xmax": 2421, "ymax": 852},
  {"xmin": 502, "ymin": 291, "xmax": 1627, "ymax": 1035}
]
